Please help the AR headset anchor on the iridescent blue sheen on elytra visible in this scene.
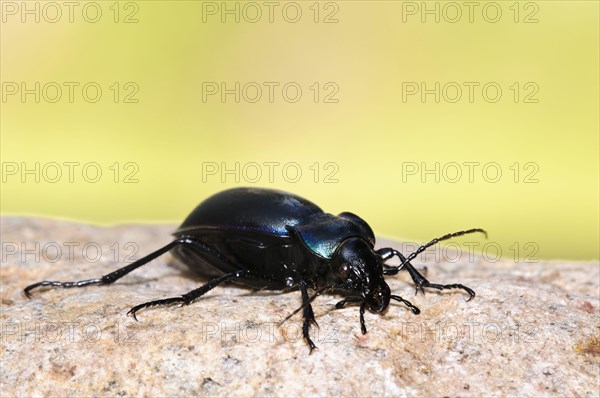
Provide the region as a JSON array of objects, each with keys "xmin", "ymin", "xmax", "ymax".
[{"xmin": 176, "ymin": 187, "xmax": 374, "ymax": 259}]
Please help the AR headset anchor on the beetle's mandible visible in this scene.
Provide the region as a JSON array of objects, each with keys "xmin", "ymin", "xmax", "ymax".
[{"xmin": 24, "ymin": 187, "xmax": 486, "ymax": 352}]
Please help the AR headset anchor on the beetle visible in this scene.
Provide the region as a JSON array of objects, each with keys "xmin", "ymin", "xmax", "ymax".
[{"xmin": 24, "ymin": 187, "xmax": 486, "ymax": 351}]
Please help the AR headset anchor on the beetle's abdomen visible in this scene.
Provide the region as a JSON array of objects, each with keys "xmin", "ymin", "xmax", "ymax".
[{"xmin": 176, "ymin": 187, "xmax": 323, "ymax": 237}]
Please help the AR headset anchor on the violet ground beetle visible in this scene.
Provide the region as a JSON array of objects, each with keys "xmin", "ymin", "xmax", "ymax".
[{"xmin": 24, "ymin": 187, "xmax": 486, "ymax": 352}]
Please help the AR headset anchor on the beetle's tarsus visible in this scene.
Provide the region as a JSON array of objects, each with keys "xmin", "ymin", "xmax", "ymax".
[
  {"xmin": 359, "ymin": 302, "xmax": 367, "ymax": 334},
  {"xmin": 409, "ymin": 275, "xmax": 476, "ymax": 301},
  {"xmin": 127, "ymin": 296, "xmax": 187, "ymax": 320},
  {"xmin": 307, "ymin": 340, "xmax": 318, "ymax": 354},
  {"xmin": 125, "ymin": 270, "xmax": 249, "ymax": 321},
  {"xmin": 302, "ymin": 317, "xmax": 318, "ymax": 351},
  {"xmin": 23, "ymin": 278, "xmax": 105, "ymax": 297},
  {"xmin": 299, "ymin": 281, "xmax": 320, "ymax": 352},
  {"xmin": 127, "ymin": 308, "xmax": 139, "ymax": 321},
  {"xmin": 414, "ymin": 284, "xmax": 427, "ymax": 296}
]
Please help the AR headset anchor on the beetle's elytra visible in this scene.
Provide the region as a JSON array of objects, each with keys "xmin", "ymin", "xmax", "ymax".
[{"xmin": 24, "ymin": 187, "xmax": 486, "ymax": 351}]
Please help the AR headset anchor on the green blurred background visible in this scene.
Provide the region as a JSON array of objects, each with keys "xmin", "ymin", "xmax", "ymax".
[{"xmin": 1, "ymin": 1, "xmax": 598, "ymax": 261}]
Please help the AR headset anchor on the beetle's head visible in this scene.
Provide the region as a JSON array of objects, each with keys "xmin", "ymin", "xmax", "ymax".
[{"xmin": 331, "ymin": 237, "xmax": 390, "ymax": 312}]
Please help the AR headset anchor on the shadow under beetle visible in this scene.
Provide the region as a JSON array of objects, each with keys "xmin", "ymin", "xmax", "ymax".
[{"xmin": 24, "ymin": 187, "xmax": 486, "ymax": 352}]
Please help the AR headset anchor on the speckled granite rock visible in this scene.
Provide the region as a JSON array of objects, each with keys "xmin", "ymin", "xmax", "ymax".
[{"xmin": 1, "ymin": 216, "xmax": 598, "ymax": 397}]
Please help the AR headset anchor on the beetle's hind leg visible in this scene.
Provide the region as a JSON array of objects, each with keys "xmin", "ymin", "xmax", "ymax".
[
  {"xmin": 24, "ymin": 239, "xmax": 186, "ymax": 298},
  {"xmin": 127, "ymin": 270, "xmax": 249, "ymax": 320}
]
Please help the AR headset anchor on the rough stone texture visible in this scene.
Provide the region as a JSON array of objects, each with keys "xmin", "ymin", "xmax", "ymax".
[{"xmin": 1, "ymin": 216, "xmax": 599, "ymax": 397}]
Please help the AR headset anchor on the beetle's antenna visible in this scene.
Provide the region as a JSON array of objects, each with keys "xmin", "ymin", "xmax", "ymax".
[
  {"xmin": 390, "ymin": 295, "xmax": 420, "ymax": 314},
  {"xmin": 398, "ymin": 228, "xmax": 487, "ymax": 270},
  {"xmin": 279, "ymin": 286, "xmax": 328, "ymax": 326}
]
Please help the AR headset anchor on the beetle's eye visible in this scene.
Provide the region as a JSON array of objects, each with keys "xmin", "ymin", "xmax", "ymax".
[{"xmin": 337, "ymin": 263, "xmax": 351, "ymax": 279}]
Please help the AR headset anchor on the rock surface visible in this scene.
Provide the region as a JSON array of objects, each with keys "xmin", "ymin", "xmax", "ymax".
[{"xmin": 1, "ymin": 216, "xmax": 598, "ymax": 397}]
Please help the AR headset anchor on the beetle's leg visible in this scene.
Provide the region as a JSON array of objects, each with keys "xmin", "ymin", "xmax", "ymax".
[
  {"xmin": 378, "ymin": 228, "xmax": 485, "ymax": 299},
  {"xmin": 24, "ymin": 239, "xmax": 188, "ymax": 297},
  {"xmin": 127, "ymin": 269, "xmax": 249, "ymax": 320},
  {"xmin": 24, "ymin": 236, "xmax": 245, "ymax": 298},
  {"xmin": 334, "ymin": 296, "xmax": 367, "ymax": 334},
  {"xmin": 334, "ymin": 296, "xmax": 363, "ymax": 309},
  {"xmin": 299, "ymin": 280, "xmax": 319, "ymax": 353},
  {"xmin": 379, "ymin": 248, "xmax": 428, "ymax": 293},
  {"xmin": 399, "ymin": 251, "xmax": 476, "ymax": 300},
  {"xmin": 377, "ymin": 247, "xmax": 398, "ymax": 263},
  {"xmin": 381, "ymin": 248, "xmax": 476, "ymax": 300},
  {"xmin": 358, "ymin": 302, "xmax": 367, "ymax": 334},
  {"xmin": 378, "ymin": 247, "xmax": 428, "ymax": 293}
]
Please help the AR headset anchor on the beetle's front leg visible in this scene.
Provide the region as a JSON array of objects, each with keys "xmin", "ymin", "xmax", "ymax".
[
  {"xmin": 377, "ymin": 248, "xmax": 475, "ymax": 300},
  {"xmin": 299, "ymin": 280, "xmax": 318, "ymax": 353},
  {"xmin": 335, "ymin": 296, "xmax": 367, "ymax": 334},
  {"xmin": 378, "ymin": 229, "xmax": 484, "ymax": 298},
  {"xmin": 377, "ymin": 248, "xmax": 428, "ymax": 293}
]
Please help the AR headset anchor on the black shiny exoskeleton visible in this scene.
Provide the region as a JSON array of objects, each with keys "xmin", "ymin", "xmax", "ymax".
[{"xmin": 24, "ymin": 187, "xmax": 486, "ymax": 351}]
